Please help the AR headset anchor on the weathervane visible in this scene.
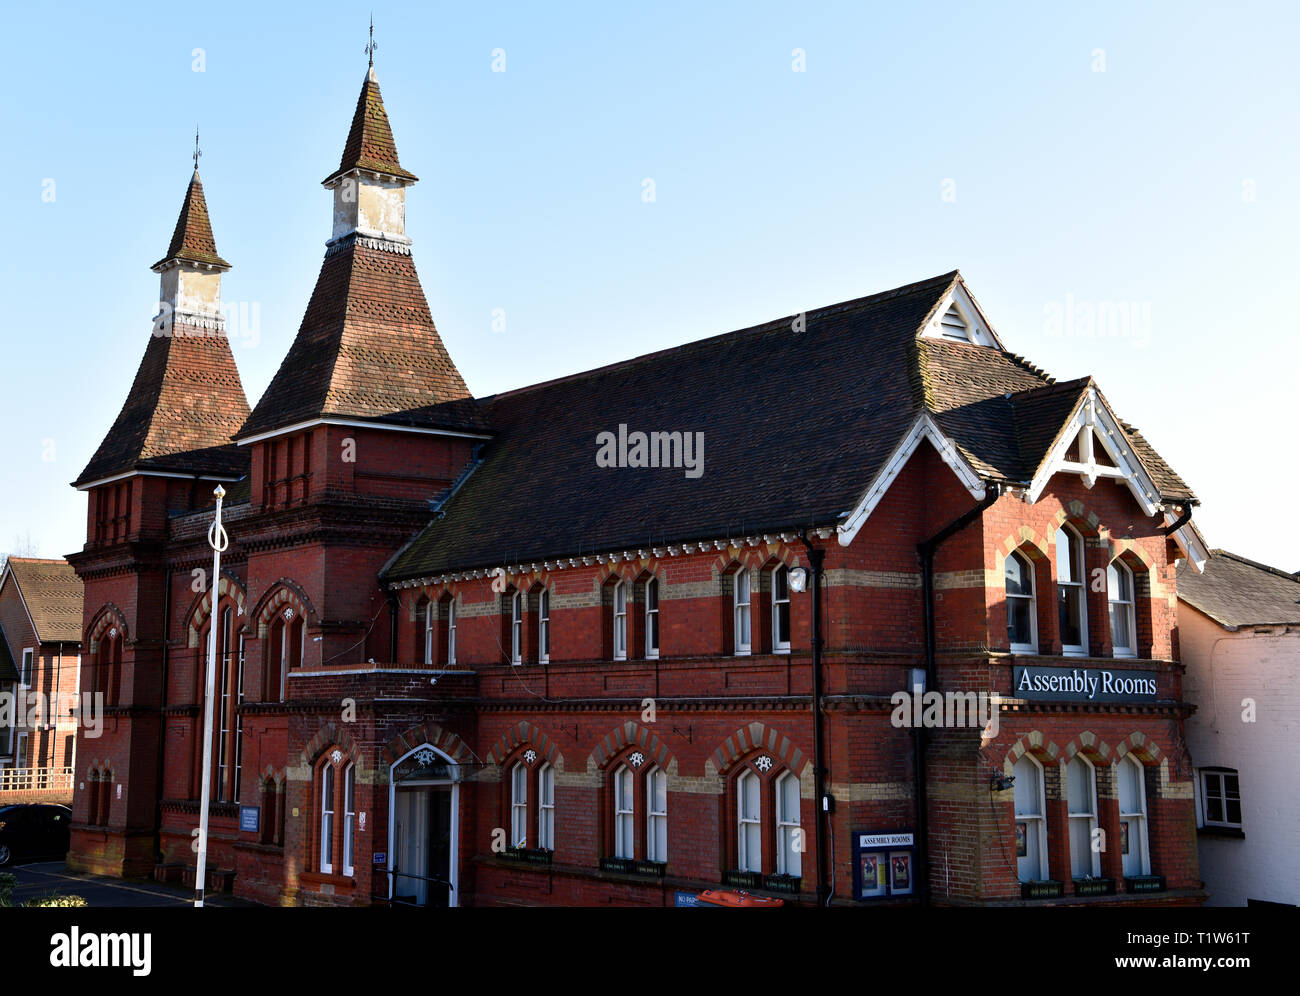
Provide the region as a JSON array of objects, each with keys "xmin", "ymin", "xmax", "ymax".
[
  {"xmin": 365, "ymin": 14, "xmax": 377, "ymax": 67},
  {"xmin": 193, "ymin": 126, "xmax": 202, "ymax": 171}
]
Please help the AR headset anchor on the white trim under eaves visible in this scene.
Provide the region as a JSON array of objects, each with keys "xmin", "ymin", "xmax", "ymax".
[
  {"xmin": 74, "ymin": 469, "xmax": 242, "ymax": 492},
  {"xmin": 837, "ymin": 412, "xmax": 986, "ymax": 547},
  {"xmin": 234, "ymin": 417, "xmax": 492, "ymax": 447},
  {"xmin": 1024, "ymin": 386, "xmax": 1160, "ymax": 517},
  {"xmin": 1167, "ymin": 515, "xmax": 1209, "ymax": 574}
]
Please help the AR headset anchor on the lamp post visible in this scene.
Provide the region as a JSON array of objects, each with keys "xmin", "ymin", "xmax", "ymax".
[{"xmin": 195, "ymin": 485, "xmax": 228, "ymax": 907}]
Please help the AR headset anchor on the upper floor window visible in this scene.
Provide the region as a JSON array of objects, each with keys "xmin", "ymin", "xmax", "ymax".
[
  {"xmin": 645, "ymin": 579, "xmax": 660, "ymax": 659},
  {"xmin": 20, "ymin": 648, "xmax": 33, "ymax": 687},
  {"xmin": 1056, "ymin": 526, "xmax": 1088, "ymax": 655},
  {"xmin": 1013, "ymin": 754, "xmax": 1048, "ymax": 882},
  {"xmin": 1200, "ymin": 767, "xmax": 1241, "ymax": 831},
  {"xmin": 510, "ymin": 762, "xmax": 528, "ymax": 846},
  {"xmin": 612, "ymin": 581, "xmax": 628, "ymax": 661},
  {"xmin": 422, "ymin": 600, "xmax": 434, "ymax": 667},
  {"xmin": 1108, "ymin": 562, "xmax": 1136, "ymax": 657},
  {"xmin": 510, "ymin": 591, "xmax": 523, "ymax": 665},
  {"xmin": 1119, "ymin": 757, "xmax": 1151, "ymax": 875},
  {"xmin": 772, "ymin": 566, "xmax": 791, "ymax": 653},
  {"xmin": 538, "ymin": 590, "xmax": 550, "ymax": 664},
  {"xmin": 1066, "ymin": 756, "xmax": 1100, "ymax": 879},
  {"xmin": 734, "ymin": 569, "xmax": 753, "ymax": 655},
  {"xmin": 1005, "ymin": 552, "xmax": 1037, "ymax": 653},
  {"xmin": 447, "ymin": 599, "xmax": 457, "ymax": 665}
]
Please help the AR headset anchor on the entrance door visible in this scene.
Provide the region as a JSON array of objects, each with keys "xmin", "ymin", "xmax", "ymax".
[{"xmin": 393, "ymin": 786, "xmax": 452, "ymax": 907}]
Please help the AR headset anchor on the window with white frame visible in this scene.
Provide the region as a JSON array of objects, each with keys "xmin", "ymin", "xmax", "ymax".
[
  {"xmin": 538, "ymin": 590, "xmax": 550, "ymax": 664},
  {"xmin": 1013, "ymin": 754, "xmax": 1048, "ymax": 882},
  {"xmin": 1067, "ymin": 756, "xmax": 1100, "ymax": 878},
  {"xmin": 645, "ymin": 578, "xmax": 659, "ymax": 659},
  {"xmin": 511, "ymin": 762, "xmax": 528, "ymax": 846},
  {"xmin": 772, "ymin": 566, "xmax": 791, "ymax": 652},
  {"xmin": 1199, "ymin": 768, "xmax": 1241, "ymax": 831},
  {"xmin": 446, "ymin": 599, "xmax": 457, "ymax": 665},
  {"xmin": 612, "ymin": 581, "xmax": 627, "ymax": 661},
  {"xmin": 320, "ymin": 762, "xmax": 335, "ymax": 873},
  {"xmin": 1005, "ymin": 552, "xmax": 1037, "ymax": 652},
  {"xmin": 342, "ymin": 763, "xmax": 356, "ymax": 877},
  {"xmin": 538, "ymin": 763, "xmax": 555, "ymax": 850},
  {"xmin": 614, "ymin": 765, "xmax": 634, "ymax": 858},
  {"xmin": 776, "ymin": 771, "xmax": 801, "ymax": 876},
  {"xmin": 737, "ymin": 769, "xmax": 761, "ymax": 872},
  {"xmin": 1108, "ymin": 562, "xmax": 1136, "ymax": 657},
  {"xmin": 20, "ymin": 649, "xmax": 33, "ymax": 687},
  {"xmin": 734, "ymin": 569, "xmax": 753, "ymax": 655},
  {"xmin": 1056, "ymin": 526, "xmax": 1088, "ymax": 655},
  {"xmin": 1119, "ymin": 757, "xmax": 1151, "ymax": 875},
  {"xmin": 510, "ymin": 591, "xmax": 523, "ymax": 665},
  {"xmin": 646, "ymin": 766, "xmax": 667, "ymax": 863},
  {"xmin": 423, "ymin": 600, "xmax": 434, "ymax": 667}
]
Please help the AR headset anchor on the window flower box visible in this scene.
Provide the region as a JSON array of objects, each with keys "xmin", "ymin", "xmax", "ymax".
[
  {"xmin": 1125, "ymin": 874, "xmax": 1165, "ymax": 893},
  {"xmin": 762, "ymin": 873, "xmax": 802, "ymax": 894},
  {"xmin": 503, "ymin": 846, "xmax": 553, "ymax": 866},
  {"xmin": 1072, "ymin": 877, "xmax": 1115, "ymax": 897},
  {"xmin": 1020, "ymin": 879, "xmax": 1064, "ymax": 899},
  {"xmin": 722, "ymin": 870, "xmax": 763, "ymax": 889}
]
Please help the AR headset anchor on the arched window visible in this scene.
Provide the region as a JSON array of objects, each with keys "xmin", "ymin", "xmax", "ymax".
[
  {"xmin": 1066, "ymin": 756, "xmax": 1099, "ymax": 879},
  {"xmin": 538, "ymin": 763, "xmax": 555, "ymax": 850},
  {"xmin": 734, "ymin": 569, "xmax": 753, "ymax": 655},
  {"xmin": 1118, "ymin": 757, "xmax": 1150, "ymax": 876},
  {"xmin": 612, "ymin": 582, "xmax": 627, "ymax": 661},
  {"xmin": 1108, "ymin": 562, "xmax": 1136, "ymax": 657},
  {"xmin": 1056, "ymin": 526, "xmax": 1088, "ymax": 655},
  {"xmin": 446, "ymin": 598, "xmax": 457, "ymax": 665},
  {"xmin": 646, "ymin": 766, "xmax": 667, "ymax": 863},
  {"xmin": 1005, "ymin": 551, "xmax": 1037, "ymax": 652},
  {"xmin": 1013, "ymin": 754, "xmax": 1048, "ymax": 882},
  {"xmin": 320, "ymin": 762, "xmax": 335, "ymax": 873},
  {"xmin": 737, "ymin": 770, "xmax": 762, "ymax": 872},
  {"xmin": 772, "ymin": 566, "xmax": 791, "ymax": 653},
  {"xmin": 613, "ymin": 765, "xmax": 634, "ymax": 858},
  {"xmin": 538, "ymin": 590, "xmax": 550, "ymax": 664},
  {"xmin": 775, "ymin": 771, "xmax": 801, "ymax": 876},
  {"xmin": 644, "ymin": 579, "xmax": 660, "ymax": 659},
  {"xmin": 510, "ymin": 762, "xmax": 528, "ymax": 846},
  {"xmin": 421, "ymin": 599, "xmax": 434, "ymax": 667},
  {"xmin": 97, "ymin": 628, "xmax": 122, "ymax": 705},
  {"xmin": 510, "ymin": 591, "xmax": 523, "ymax": 665},
  {"xmin": 342, "ymin": 763, "xmax": 356, "ymax": 877},
  {"xmin": 316, "ymin": 753, "xmax": 356, "ymax": 878}
]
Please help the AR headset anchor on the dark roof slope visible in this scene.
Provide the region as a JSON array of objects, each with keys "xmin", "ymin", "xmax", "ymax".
[
  {"xmin": 384, "ymin": 271, "xmax": 1197, "ymax": 581},
  {"xmin": 152, "ymin": 171, "xmax": 230, "ymax": 270},
  {"xmin": 75, "ymin": 332, "xmax": 252, "ymax": 486},
  {"xmin": 1178, "ymin": 550, "xmax": 1300, "ymax": 628},
  {"xmin": 5, "ymin": 559, "xmax": 84, "ymax": 643},
  {"xmin": 324, "ymin": 67, "xmax": 417, "ymax": 184},
  {"xmin": 236, "ymin": 240, "xmax": 485, "ymax": 438}
]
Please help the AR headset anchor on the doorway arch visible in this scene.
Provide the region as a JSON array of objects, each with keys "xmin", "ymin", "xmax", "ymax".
[{"xmin": 387, "ymin": 743, "xmax": 459, "ymax": 907}]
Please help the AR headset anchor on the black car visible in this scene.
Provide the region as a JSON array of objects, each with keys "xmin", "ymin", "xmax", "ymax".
[{"xmin": 0, "ymin": 804, "xmax": 72, "ymax": 866}]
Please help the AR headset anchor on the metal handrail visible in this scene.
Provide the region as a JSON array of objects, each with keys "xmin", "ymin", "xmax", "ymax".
[{"xmin": 386, "ymin": 866, "xmax": 453, "ymax": 907}]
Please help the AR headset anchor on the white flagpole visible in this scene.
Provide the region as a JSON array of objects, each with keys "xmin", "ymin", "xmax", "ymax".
[{"xmin": 195, "ymin": 484, "xmax": 228, "ymax": 908}]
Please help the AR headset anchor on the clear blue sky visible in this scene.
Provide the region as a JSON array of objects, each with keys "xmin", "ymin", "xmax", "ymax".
[{"xmin": 1, "ymin": 1, "xmax": 1297, "ymax": 569}]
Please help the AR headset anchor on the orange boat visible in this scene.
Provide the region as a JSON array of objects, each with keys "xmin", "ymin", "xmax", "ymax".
[{"xmin": 696, "ymin": 889, "xmax": 785, "ymax": 908}]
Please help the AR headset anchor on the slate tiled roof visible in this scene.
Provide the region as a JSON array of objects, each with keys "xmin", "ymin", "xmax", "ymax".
[
  {"xmin": 383, "ymin": 271, "xmax": 1197, "ymax": 582},
  {"xmin": 1178, "ymin": 551, "xmax": 1300, "ymax": 628},
  {"xmin": 152, "ymin": 170, "xmax": 230, "ymax": 270},
  {"xmin": 75, "ymin": 332, "xmax": 252, "ymax": 486},
  {"xmin": 324, "ymin": 67, "xmax": 417, "ymax": 184},
  {"xmin": 236, "ymin": 240, "xmax": 485, "ymax": 439},
  {"xmin": 5, "ymin": 559, "xmax": 84, "ymax": 644}
]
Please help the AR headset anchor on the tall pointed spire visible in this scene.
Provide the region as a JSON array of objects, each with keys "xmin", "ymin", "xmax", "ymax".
[
  {"xmin": 76, "ymin": 166, "xmax": 249, "ymax": 487},
  {"xmin": 237, "ymin": 62, "xmax": 482, "ymax": 444}
]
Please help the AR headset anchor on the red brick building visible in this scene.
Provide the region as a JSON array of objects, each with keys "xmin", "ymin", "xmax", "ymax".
[
  {"xmin": 0, "ymin": 557, "xmax": 83, "ymax": 802},
  {"xmin": 65, "ymin": 60, "xmax": 1211, "ymax": 906}
]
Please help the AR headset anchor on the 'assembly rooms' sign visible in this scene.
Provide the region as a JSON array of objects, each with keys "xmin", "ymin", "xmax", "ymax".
[{"xmin": 1012, "ymin": 664, "xmax": 1159, "ymax": 703}]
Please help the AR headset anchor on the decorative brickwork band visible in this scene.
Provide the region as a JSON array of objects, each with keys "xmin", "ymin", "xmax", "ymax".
[
  {"xmin": 251, "ymin": 579, "xmax": 317, "ymax": 638},
  {"xmin": 588, "ymin": 722, "xmax": 672, "ymax": 772},
  {"xmin": 301, "ymin": 722, "xmax": 362, "ymax": 768},
  {"xmin": 711, "ymin": 721, "xmax": 808, "ymax": 777},
  {"xmin": 186, "ymin": 572, "xmax": 248, "ymax": 648},
  {"xmin": 487, "ymin": 722, "xmax": 564, "ymax": 769},
  {"xmin": 87, "ymin": 603, "xmax": 129, "ymax": 653},
  {"xmin": 380, "ymin": 722, "xmax": 473, "ymax": 767}
]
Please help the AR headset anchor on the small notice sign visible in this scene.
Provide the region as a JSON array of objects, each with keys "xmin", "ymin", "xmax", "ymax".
[{"xmin": 239, "ymin": 806, "xmax": 259, "ymax": 833}]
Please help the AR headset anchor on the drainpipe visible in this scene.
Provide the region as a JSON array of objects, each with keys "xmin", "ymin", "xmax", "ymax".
[
  {"xmin": 1158, "ymin": 504, "xmax": 1192, "ymax": 535},
  {"xmin": 914, "ymin": 481, "xmax": 999, "ymax": 907},
  {"xmin": 797, "ymin": 532, "xmax": 830, "ymax": 908}
]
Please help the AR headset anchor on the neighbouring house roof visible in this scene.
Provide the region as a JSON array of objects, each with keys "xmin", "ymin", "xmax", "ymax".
[
  {"xmin": 323, "ymin": 66, "xmax": 418, "ymax": 185},
  {"xmin": 3, "ymin": 558, "xmax": 84, "ymax": 644},
  {"xmin": 382, "ymin": 270, "xmax": 1195, "ymax": 583},
  {"xmin": 1177, "ymin": 550, "xmax": 1300, "ymax": 628}
]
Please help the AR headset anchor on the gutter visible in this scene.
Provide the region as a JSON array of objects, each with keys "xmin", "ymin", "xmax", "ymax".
[{"xmin": 914, "ymin": 481, "xmax": 1000, "ymax": 907}]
